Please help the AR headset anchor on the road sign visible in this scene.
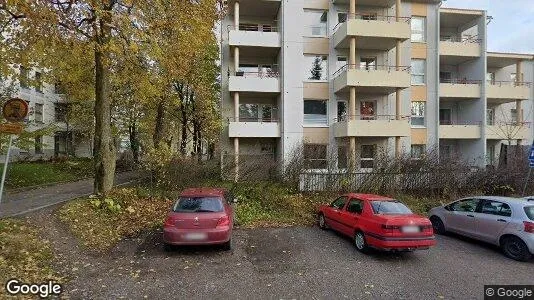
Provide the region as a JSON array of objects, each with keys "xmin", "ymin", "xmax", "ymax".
[
  {"xmin": 2, "ymin": 98, "xmax": 29, "ymax": 122},
  {"xmin": 0, "ymin": 123, "xmax": 23, "ymax": 134}
]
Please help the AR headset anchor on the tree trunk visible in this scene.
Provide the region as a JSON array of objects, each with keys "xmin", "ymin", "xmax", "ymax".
[
  {"xmin": 153, "ymin": 99, "xmax": 165, "ymax": 148},
  {"xmin": 129, "ymin": 121, "xmax": 139, "ymax": 163},
  {"xmin": 93, "ymin": 46, "xmax": 116, "ymax": 194},
  {"xmin": 180, "ymin": 102, "xmax": 188, "ymax": 155}
]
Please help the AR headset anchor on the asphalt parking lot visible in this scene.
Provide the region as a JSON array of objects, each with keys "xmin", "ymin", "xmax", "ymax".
[{"xmin": 58, "ymin": 225, "xmax": 533, "ymax": 299}]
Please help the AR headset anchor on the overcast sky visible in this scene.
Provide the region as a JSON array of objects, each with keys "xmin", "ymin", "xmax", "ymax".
[{"xmin": 442, "ymin": 0, "xmax": 534, "ymax": 53}]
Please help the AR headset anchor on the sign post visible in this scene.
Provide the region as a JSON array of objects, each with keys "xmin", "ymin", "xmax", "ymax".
[
  {"xmin": 522, "ymin": 143, "xmax": 534, "ymax": 196},
  {"xmin": 0, "ymin": 98, "xmax": 29, "ymax": 204}
]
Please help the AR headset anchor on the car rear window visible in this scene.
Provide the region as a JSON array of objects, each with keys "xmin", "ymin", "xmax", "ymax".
[
  {"xmin": 173, "ymin": 197, "xmax": 223, "ymax": 213},
  {"xmin": 525, "ymin": 206, "xmax": 534, "ymax": 220},
  {"xmin": 371, "ymin": 200, "xmax": 413, "ymax": 215}
]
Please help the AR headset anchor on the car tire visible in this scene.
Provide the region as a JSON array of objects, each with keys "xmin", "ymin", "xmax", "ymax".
[
  {"xmin": 501, "ymin": 236, "xmax": 532, "ymax": 262},
  {"xmin": 318, "ymin": 213, "xmax": 328, "ymax": 230},
  {"xmin": 163, "ymin": 243, "xmax": 174, "ymax": 252},
  {"xmin": 354, "ymin": 231, "xmax": 370, "ymax": 253},
  {"xmin": 222, "ymin": 238, "xmax": 233, "ymax": 251},
  {"xmin": 430, "ymin": 216, "xmax": 446, "ymax": 235}
]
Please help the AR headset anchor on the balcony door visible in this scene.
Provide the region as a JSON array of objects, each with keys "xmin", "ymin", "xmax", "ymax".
[
  {"xmin": 439, "ymin": 109, "xmax": 452, "ymax": 125},
  {"xmin": 360, "ymin": 57, "xmax": 377, "ymax": 70}
]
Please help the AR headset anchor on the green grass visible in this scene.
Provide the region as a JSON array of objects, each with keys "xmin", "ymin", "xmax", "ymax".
[{"xmin": 3, "ymin": 158, "xmax": 93, "ymax": 190}]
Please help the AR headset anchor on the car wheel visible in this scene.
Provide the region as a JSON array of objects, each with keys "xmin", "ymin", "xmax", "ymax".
[
  {"xmin": 354, "ymin": 231, "xmax": 369, "ymax": 253},
  {"xmin": 318, "ymin": 213, "xmax": 327, "ymax": 230},
  {"xmin": 430, "ymin": 216, "xmax": 446, "ymax": 235},
  {"xmin": 163, "ymin": 243, "xmax": 174, "ymax": 252},
  {"xmin": 222, "ymin": 238, "xmax": 233, "ymax": 251},
  {"xmin": 501, "ymin": 236, "xmax": 532, "ymax": 262}
]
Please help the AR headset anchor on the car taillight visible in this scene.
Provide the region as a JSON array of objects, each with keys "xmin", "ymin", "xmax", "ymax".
[
  {"xmin": 524, "ymin": 221, "xmax": 534, "ymax": 233},
  {"xmin": 216, "ymin": 215, "xmax": 231, "ymax": 228},
  {"xmin": 164, "ymin": 217, "xmax": 175, "ymax": 227}
]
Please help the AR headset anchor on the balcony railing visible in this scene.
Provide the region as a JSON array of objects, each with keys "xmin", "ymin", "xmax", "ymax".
[
  {"xmin": 333, "ymin": 64, "xmax": 411, "ymax": 78},
  {"xmin": 228, "ymin": 116, "xmax": 279, "ymax": 123},
  {"xmin": 333, "ymin": 13, "xmax": 411, "ymax": 32},
  {"xmin": 440, "ymin": 36, "xmax": 482, "ymax": 44},
  {"xmin": 335, "ymin": 114, "xmax": 411, "ymax": 122},
  {"xmin": 439, "ymin": 120, "xmax": 482, "ymax": 126},
  {"xmin": 232, "ymin": 70, "xmax": 280, "ymax": 78},
  {"xmin": 487, "ymin": 80, "xmax": 532, "ymax": 87},
  {"xmin": 227, "ymin": 24, "xmax": 278, "ymax": 32},
  {"xmin": 440, "ymin": 78, "xmax": 482, "ymax": 84}
]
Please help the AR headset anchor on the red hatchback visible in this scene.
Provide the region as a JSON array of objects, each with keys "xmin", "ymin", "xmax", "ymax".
[
  {"xmin": 163, "ymin": 188, "xmax": 234, "ymax": 250},
  {"xmin": 317, "ymin": 193, "xmax": 436, "ymax": 252}
]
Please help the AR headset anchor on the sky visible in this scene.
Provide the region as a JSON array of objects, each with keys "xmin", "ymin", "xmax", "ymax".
[{"xmin": 442, "ymin": 0, "xmax": 534, "ymax": 53}]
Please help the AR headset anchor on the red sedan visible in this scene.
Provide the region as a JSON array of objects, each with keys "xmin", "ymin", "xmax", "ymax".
[
  {"xmin": 317, "ymin": 193, "xmax": 436, "ymax": 252},
  {"xmin": 163, "ymin": 188, "xmax": 234, "ymax": 250}
]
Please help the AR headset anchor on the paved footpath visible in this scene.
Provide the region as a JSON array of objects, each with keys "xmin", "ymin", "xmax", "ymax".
[{"xmin": 0, "ymin": 171, "xmax": 143, "ymax": 218}]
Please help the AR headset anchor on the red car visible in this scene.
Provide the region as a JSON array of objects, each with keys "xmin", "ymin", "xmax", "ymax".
[
  {"xmin": 317, "ymin": 193, "xmax": 436, "ymax": 252},
  {"xmin": 163, "ymin": 188, "xmax": 234, "ymax": 250}
]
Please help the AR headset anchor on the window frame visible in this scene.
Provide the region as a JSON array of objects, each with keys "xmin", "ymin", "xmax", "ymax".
[
  {"xmin": 411, "ymin": 101, "xmax": 426, "ymax": 127},
  {"xmin": 480, "ymin": 200, "xmax": 512, "ymax": 217},
  {"xmin": 35, "ymin": 135, "xmax": 43, "ymax": 154},
  {"xmin": 411, "ymin": 59, "xmax": 426, "ymax": 85},
  {"xmin": 304, "ymin": 55, "xmax": 329, "ymax": 82},
  {"xmin": 346, "ymin": 199, "xmax": 364, "ymax": 214},
  {"xmin": 34, "ymin": 103, "xmax": 44, "ymax": 123},
  {"xmin": 359, "ymin": 57, "xmax": 377, "ymax": 70},
  {"xmin": 303, "ymin": 9, "xmax": 328, "ymax": 37},
  {"xmin": 35, "ymin": 71, "xmax": 43, "ymax": 93},
  {"xmin": 411, "ymin": 16, "xmax": 426, "ymax": 42},
  {"xmin": 449, "ymin": 198, "xmax": 481, "ymax": 213},
  {"xmin": 330, "ymin": 196, "xmax": 348, "ymax": 210},
  {"xmin": 303, "ymin": 99, "xmax": 328, "ymax": 127},
  {"xmin": 337, "ymin": 100, "xmax": 347, "ymax": 121},
  {"xmin": 304, "ymin": 144, "xmax": 328, "ymax": 170},
  {"xmin": 411, "ymin": 144, "xmax": 425, "ymax": 160},
  {"xmin": 360, "ymin": 144, "xmax": 376, "ymax": 169}
]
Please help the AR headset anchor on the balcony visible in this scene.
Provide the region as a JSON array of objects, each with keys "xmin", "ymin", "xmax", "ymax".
[
  {"xmin": 333, "ymin": 64, "xmax": 411, "ymax": 94},
  {"xmin": 333, "ymin": 14, "xmax": 411, "ymax": 50},
  {"xmin": 332, "ymin": 0, "xmax": 395, "ymax": 6},
  {"xmin": 487, "ymin": 81, "xmax": 530, "ymax": 102},
  {"xmin": 440, "ymin": 36, "xmax": 481, "ymax": 63},
  {"xmin": 439, "ymin": 121, "xmax": 482, "ymax": 139},
  {"xmin": 439, "ymin": 79, "xmax": 481, "ymax": 99},
  {"xmin": 229, "ymin": 71, "xmax": 280, "ymax": 93},
  {"xmin": 228, "ymin": 25, "xmax": 281, "ymax": 48},
  {"xmin": 228, "ymin": 117, "xmax": 281, "ymax": 138},
  {"xmin": 333, "ymin": 115, "xmax": 411, "ymax": 138},
  {"xmin": 486, "ymin": 122, "xmax": 531, "ymax": 140}
]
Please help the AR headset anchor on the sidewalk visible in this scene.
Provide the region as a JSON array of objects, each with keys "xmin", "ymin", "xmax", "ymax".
[{"xmin": 0, "ymin": 171, "xmax": 144, "ymax": 218}]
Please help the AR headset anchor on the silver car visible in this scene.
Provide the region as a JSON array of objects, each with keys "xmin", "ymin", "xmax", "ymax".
[{"xmin": 429, "ymin": 196, "xmax": 534, "ymax": 261}]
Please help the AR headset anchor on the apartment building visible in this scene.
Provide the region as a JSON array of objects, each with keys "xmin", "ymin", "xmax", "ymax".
[
  {"xmin": 220, "ymin": 0, "xmax": 534, "ymax": 178},
  {"xmin": 0, "ymin": 67, "xmax": 92, "ymax": 160}
]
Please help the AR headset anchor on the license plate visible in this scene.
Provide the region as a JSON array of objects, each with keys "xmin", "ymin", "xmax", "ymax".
[
  {"xmin": 402, "ymin": 226, "xmax": 420, "ymax": 233},
  {"xmin": 184, "ymin": 233, "xmax": 207, "ymax": 241}
]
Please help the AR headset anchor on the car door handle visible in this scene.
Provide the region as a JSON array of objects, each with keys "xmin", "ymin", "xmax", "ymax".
[
  {"xmin": 497, "ymin": 219, "xmax": 507, "ymax": 223},
  {"xmin": 467, "ymin": 214, "xmax": 475, "ymax": 218}
]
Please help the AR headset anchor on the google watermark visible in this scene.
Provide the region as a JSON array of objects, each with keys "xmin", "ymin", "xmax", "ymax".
[
  {"xmin": 4, "ymin": 279, "xmax": 63, "ymax": 298},
  {"xmin": 485, "ymin": 285, "xmax": 534, "ymax": 300}
]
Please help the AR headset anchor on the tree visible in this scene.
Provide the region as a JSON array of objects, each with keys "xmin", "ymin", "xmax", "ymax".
[
  {"xmin": 1, "ymin": 0, "xmax": 221, "ymax": 194},
  {"xmin": 309, "ymin": 56, "xmax": 324, "ymax": 80}
]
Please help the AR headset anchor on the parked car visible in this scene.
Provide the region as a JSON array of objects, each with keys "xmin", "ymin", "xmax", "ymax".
[
  {"xmin": 429, "ymin": 196, "xmax": 534, "ymax": 261},
  {"xmin": 317, "ymin": 193, "xmax": 436, "ymax": 253},
  {"xmin": 163, "ymin": 188, "xmax": 234, "ymax": 251}
]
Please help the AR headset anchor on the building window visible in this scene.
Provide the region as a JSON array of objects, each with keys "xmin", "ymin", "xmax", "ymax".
[
  {"xmin": 511, "ymin": 73, "xmax": 523, "ymax": 83},
  {"xmin": 35, "ymin": 72, "xmax": 43, "ymax": 93},
  {"xmin": 304, "ymin": 55, "xmax": 328, "ymax": 81},
  {"xmin": 35, "ymin": 103, "xmax": 44, "ymax": 123},
  {"xmin": 337, "ymin": 100, "xmax": 347, "ymax": 121},
  {"xmin": 360, "ymin": 57, "xmax": 377, "ymax": 70},
  {"xmin": 239, "ymin": 23, "xmax": 258, "ymax": 31},
  {"xmin": 440, "ymin": 72, "xmax": 452, "ymax": 83},
  {"xmin": 361, "ymin": 145, "xmax": 376, "ymax": 169},
  {"xmin": 239, "ymin": 104, "xmax": 276, "ymax": 122},
  {"xmin": 486, "ymin": 145, "xmax": 495, "ymax": 166},
  {"xmin": 411, "ymin": 102, "xmax": 425, "ymax": 126},
  {"xmin": 486, "ymin": 109, "xmax": 494, "ymax": 125},
  {"xmin": 35, "ymin": 136, "xmax": 43, "ymax": 154},
  {"xmin": 304, "ymin": 144, "xmax": 327, "ymax": 169},
  {"xmin": 55, "ymin": 103, "xmax": 67, "ymax": 122},
  {"xmin": 411, "ymin": 17, "xmax": 426, "ymax": 42},
  {"xmin": 304, "ymin": 100, "xmax": 328, "ymax": 126},
  {"xmin": 411, "ymin": 144, "xmax": 425, "ymax": 159},
  {"xmin": 411, "ymin": 59, "xmax": 425, "ymax": 85},
  {"xmin": 260, "ymin": 143, "xmax": 274, "ymax": 155},
  {"xmin": 440, "ymin": 145, "xmax": 452, "ymax": 161},
  {"xmin": 303, "ymin": 10, "xmax": 327, "ymax": 37},
  {"xmin": 511, "ymin": 108, "xmax": 523, "ymax": 123},
  {"xmin": 338, "ymin": 12, "xmax": 348, "ymax": 24},
  {"xmin": 19, "ymin": 66, "xmax": 29, "ymax": 89},
  {"xmin": 439, "ymin": 109, "xmax": 452, "ymax": 125},
  {"xmin": 338, "ymin": 146, "xmax": 347, "ymax": 169},
  {"xmin": 360, "ymin": 101, "xmax": 375, "ymax": 120},
  {"xmin": 336, "ymin": 56, "xmax": 347, "ymax": 74}
]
